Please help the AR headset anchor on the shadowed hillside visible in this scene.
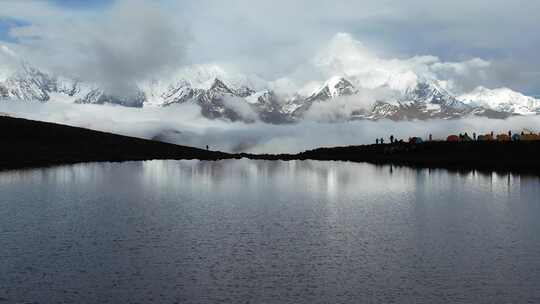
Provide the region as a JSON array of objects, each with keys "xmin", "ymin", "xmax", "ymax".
[{"xmin": 0, "ymin": 116, "xmax": 233, "ymax": 170}]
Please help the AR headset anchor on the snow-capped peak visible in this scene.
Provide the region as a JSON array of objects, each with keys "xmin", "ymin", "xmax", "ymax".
[
  {"xmin": 209, "ymin": 78, "xmax": 233, "ymax": 93},
  {"xmin": 169, "ymin": 63, "xmax": 266, "ymax": 91},
  {"xmin": 326, "ymin": 76, "xmax": 355, "ymax": 97},
  {"xmin": 1, "ymin": 31, "xmax": 538, "ymax": 123},
  {"xmin": 307, "ymin": 76, "xmax": 356, "ymax": 102},
  {"xmin": 401, "ymin": 78, "xmax": 466, "ymax": 109},
  {"xmin": 459, "ymin": 86, "xmax": 540, "ymax": 115}
]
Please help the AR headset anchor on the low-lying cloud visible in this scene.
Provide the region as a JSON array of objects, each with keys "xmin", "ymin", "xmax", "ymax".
[
  {"xmin": 303, "ymin": 87, "xmax": 396, "ymax": 122},
  {"xmin": 2, "ymin": 101, "xmax": 540, "ymax": 154}
]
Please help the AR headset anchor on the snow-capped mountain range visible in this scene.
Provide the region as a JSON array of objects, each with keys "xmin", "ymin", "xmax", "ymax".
[
  {"xmin": 459, "ymin": 87, "xmax": 540, "ymax": 115},
  {"xmin": 2, "ymin": 30, "xmax": 540, "ymax": 125},
  {"xmin": 1, "ymin": 61, "xmax": 539, "ymax": 123}
]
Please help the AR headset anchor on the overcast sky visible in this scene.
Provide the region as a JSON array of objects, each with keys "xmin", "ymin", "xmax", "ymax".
[{"xmin": 1, "ymin": 0, "xmax": 539, "ymax": 95}]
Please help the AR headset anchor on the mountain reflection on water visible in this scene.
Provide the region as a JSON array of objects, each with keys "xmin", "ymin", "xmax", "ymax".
[{"xmin": 1, "ymin": 159, "xmax": 540, "ymax": 304}]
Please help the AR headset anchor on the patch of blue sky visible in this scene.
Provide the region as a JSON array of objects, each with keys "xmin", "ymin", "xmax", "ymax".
[
  {"xmin": 0, "ymin": 18, "xmax": 30, "ymax": 43},
  {"xmin": 47, "ymin": 0, "xmax": 113, "ymax": 10}
]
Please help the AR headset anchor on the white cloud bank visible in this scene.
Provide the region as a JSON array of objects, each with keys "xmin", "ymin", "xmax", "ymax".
[
  {"xmin": 272, "ymin": 33, "xmax": 493, "ymax": 96},
  {"xmin": 2, "ymin": 101, "xmax": 540, "ymax": 154}
]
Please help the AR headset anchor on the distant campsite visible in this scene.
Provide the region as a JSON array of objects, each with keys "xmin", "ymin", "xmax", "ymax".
[{"xmin": 375, "ymin": 130, "xmax": 540, "ymax": 145}]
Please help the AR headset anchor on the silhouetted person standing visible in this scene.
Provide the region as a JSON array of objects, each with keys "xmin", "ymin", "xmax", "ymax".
[
  {"xmin": 473, "ymin": 132, "xmax": 477, "ymax": 140},
  {"xmin": 429, "ymin": 134, "xmax": 433, "ymax": 141},
  {"xmin": 206, "ymin": 145, "xmax": 209, "ymax": 150},
  {"xmin": 376, "ymin": 138, "xmax": 379, "ymax": 145},
  {"xmin": 390, "ymin": 135, "xmax": 394, "ymax": 144},
  {"xmin": 381, "ymin": 138, "xmax": 384, "ymax": 144}
]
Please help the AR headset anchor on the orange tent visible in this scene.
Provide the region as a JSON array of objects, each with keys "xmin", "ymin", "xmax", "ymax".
[{"xmin": 447, "ymin": 135, "xmax": 459, "ymax": 142}]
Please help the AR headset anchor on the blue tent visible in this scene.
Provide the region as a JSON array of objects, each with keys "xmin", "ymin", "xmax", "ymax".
[{"xmin": 409, "ymin": 137, "xmax": 423, "ymax": 144}]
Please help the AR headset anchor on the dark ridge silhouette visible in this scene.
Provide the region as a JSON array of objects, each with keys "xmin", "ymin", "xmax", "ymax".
[
  {"xmin": 0, "ymin": 116, "xmax": 234, "ymax": 170},
  {"xmin": 2, "ymin": 116, "xmax": 540, "ymax": 174},
  {"xmin": 240, "ymin": 141, "xmax": 540, "ymax": 174}
]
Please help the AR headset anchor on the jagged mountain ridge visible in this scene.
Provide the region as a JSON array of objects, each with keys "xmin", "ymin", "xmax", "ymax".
[
  {"xmin": 0, "ymin": 63, "xmax": 537, "ymax": 123},
  {"xmin": 289, "ymin": 77, "xmax": 359, "ymax": 119}
]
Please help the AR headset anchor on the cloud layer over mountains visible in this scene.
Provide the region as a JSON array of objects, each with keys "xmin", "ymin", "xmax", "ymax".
[
  {"xmin": 269, "ymin": 32, "xmax": 492, "ymax": 96},
  {"xmin": 1, "ymin": 0, "xmax": 189, "ymax": 95},
  {"xmin": 176, "ymin": 0, "xmax": 540, "ymax": 94},
  {"xmin": 1, "ymin": 0, "xmax": 539, "ymax": 94}
]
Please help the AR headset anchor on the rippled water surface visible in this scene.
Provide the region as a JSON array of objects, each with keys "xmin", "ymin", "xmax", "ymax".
[{"xmin": 1, "ymin": 160, "xmax": 540, "ymax": 304}]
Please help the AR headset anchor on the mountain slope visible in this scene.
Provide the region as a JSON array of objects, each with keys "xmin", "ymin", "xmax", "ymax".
[
  {"xmin": 459, "ymin": 87, "xmax": 540, "ymax": 115},
  {"xmin": 0, "ymin": 116, "xmax": 232, "ymax": 170},
  {"xmin": 290, "ymin": 77, "xmax": 358, "ymax": 118}
]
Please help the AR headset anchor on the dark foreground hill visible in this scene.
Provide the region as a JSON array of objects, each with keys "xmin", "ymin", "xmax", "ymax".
[
  {"xmin": 243, "ymin": 141, "xmax": 540, "ymax": 174},
  {"xmin": 2, "ymin": 116, "xmax": 540, "ymax": 174},
  {"xmin": 0, "ymin": 116, "xmax": 233, "ymax": 170}
]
